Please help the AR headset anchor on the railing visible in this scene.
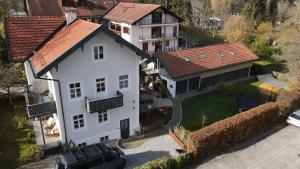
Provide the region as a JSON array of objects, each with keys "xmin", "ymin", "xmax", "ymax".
[
  {"xmin": 24, "ymin": 86, "xmax": 57, "ymax": 118},
  {"xmin": 85, "ymin": 91, "xmax": 123, "ymax": 113},
  {"xmin": 139, "ymin": 32, "xmax": 177, "ymax": 40},
  {"xmin": 139, "ymin": 18, "xmax": 178, "ymax": 25}
]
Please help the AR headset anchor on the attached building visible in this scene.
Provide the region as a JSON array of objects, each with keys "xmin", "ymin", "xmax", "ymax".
[{"xmin": 157, "ymin": 43, "xmax": 258, "ymax": 97}]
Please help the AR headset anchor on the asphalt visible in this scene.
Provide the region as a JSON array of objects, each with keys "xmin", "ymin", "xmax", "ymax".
[{"xmin": 193, "ymin": 124, "xmax": 300, "ymax": 169}]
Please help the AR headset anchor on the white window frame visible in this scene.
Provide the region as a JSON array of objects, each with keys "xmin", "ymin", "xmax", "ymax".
[
  {"xmin": 72, "ymin": 114, "xmax": 86, "ymax": 130},
  {"xmin": 98, "ymin": 110, "xmax": 109, "ymax": 124},
  {"xmin": 100, "ymin": 135, "xmax": 109, "ymax": 142},
  {"xmin": 96, "ymin": 77, "xmax": 106, "ymax": 93},
  {"xmin": 118, "ymin": 74, "xmax": 130, "ymax": 91},
  {"xmin": 92, "ymin": 44, "xmax": 106, "ymax": 61},
  {"xmin": 68, "ymin": 82, "xmax": 83, "ymax": 100}
]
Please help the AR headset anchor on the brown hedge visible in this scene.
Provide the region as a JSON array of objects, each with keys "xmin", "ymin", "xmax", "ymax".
[
  {"xmin": 186, "ymin": 102, "xmax": 280, "ymax": 160},
  {"xmin": 276, "ymin": 90, "xmax": 300, "ymax": 115}
]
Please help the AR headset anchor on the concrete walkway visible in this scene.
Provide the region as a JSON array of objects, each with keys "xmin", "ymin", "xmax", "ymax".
[
  {"xmin": 193, "ymin": 125, "xmax": 300, "ymax": 169},
  {"xmin": 152, "ymin": 98, "xmax": 173, "ymax": 108},
  {"xmin": 257, "ymin": 74, "xmax": 287, "ymax": 89}
]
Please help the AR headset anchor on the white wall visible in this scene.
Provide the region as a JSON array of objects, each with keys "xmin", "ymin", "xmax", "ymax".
[
  {"xmin": 159, "ymin": 68, "xmax": 176, "ymax": 97},
  {"xmin": 49, "ymin": 31, "xmax": 140, "ymax": 145}
]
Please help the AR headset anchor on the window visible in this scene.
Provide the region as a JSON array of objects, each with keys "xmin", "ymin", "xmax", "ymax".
[
  {"xmin": 69, "ymin": 83, "xmax": 81, "ymax": 99},
  {"xmin": 164, "ymin": 40, "xmax": 169, "ymax": 46},
  {"xmin": 98, "ymin": 111, "xmax": 108, "ymax": 123},
  {"xmin": 96, "ymin": 78, "xmax": 105, "ymax": 93},
  {"xmin": 93, "ymin": 45, "xmax": 104, "ymax": 60},
  {"xmin": 123, "ymin": 27, "xmax": 129, "ymax": 34},
  {"xmin": 73, "ymin": 114, "xmax": 84, "ymax": 129},
  {"xmin": 100, "ymin": 136, "xmax": 109, "ymax": 142},
  {"xmin": 119, "ymin": 74, "xmax": 129, "ymax": 89},
  {"xmin": 173, "ymin": 26, "xmax": 177, "ymax": 37},
  {"xmin": 78, "ymin": 142, "xmax": 86, "ymax": 147}
]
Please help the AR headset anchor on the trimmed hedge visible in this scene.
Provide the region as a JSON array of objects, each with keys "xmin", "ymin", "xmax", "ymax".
[
  {"xmin": 276, "ymin": 90, "xmax": 300, "ymax": 115},
  {"xmin": 186, "ymin": 102, "xmax": 280, "ymax": 160},
  {"xmin": 134, "ymin": 153, "xmax": 192, "ymax": 169}
]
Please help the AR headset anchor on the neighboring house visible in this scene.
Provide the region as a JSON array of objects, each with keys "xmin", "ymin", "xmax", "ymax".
[
  {"xmin": 4, "ymin": 17, "xmax": 150, "ymax": 148},
  {"xmin": 104, "ymin": 3, "xmax": 181, "ymax": 54},
  {"xmin": 25, "ymin": 0, "xmax": 65, "ymax": 16},
  {"xmin": 157, "ymin": 43, "xmax": 258, "ymax": 97}
]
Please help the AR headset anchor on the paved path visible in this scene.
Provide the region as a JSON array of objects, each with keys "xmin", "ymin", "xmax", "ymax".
[
  {"xmin": 193, "ymin": 125, "xmax": 300, "ymax": 169},
  {"xmin": 257, "ymin": 74, "xmax": 287, "ymax": 89},
  {"xmin": 123, "ymin": 134, "xmax": 180, "ymax": 169},
  {"xmin": 152, "ymin": 98, "xmax": 173, "ymax": 108}
]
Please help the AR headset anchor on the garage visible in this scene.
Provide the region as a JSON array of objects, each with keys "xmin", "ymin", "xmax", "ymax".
[{"xmin": 200, "ymin": 68, "xmax": 250, "ymax": 89}]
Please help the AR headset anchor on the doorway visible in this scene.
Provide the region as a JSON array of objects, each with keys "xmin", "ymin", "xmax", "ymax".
[
  {"xmin": 154, "ymin": 41, "xmax": 162, "ymax": 52},
  {"xmin": 120, "ymin": 118, "xmax": 130, "ymax": 138}
]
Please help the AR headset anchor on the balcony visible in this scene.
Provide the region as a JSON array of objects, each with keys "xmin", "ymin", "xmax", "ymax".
[
  {"xmin": 85, "ymin": 91, "xmax": 123, "ymax": 113},
  {"xmin": 24, "ymin": 87, "xmax": 57, "ymax": 118},
  {"xmin": 139, "ymin": 18, "xmax": 177, "ymax": 25},
  {"xmin": 139, "ymin": 32, "xmax": 177, "ymax": 41}
]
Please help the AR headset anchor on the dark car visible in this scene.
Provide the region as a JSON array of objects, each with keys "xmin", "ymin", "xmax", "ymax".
[{"xmin": 55, "ymin": 143, "xmax": 126, "ymax": 169}]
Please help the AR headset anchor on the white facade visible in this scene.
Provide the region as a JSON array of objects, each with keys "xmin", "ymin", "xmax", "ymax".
[
  {"xmin": 108, "ymin": 8, "xmax": 179, "ymax": 54},
  {"xmin": 25, "ymin": 30, "xmax": 141, "ymax": 146}
]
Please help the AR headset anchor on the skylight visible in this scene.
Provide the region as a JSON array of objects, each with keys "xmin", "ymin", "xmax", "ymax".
[
  {"xmin": 219, "ymin": 52, "xmax": 224, "ymax": 59},
  {"xmin": 230, "ymin": 51, "xmax": 236, "ymax": 55},
  {"xmin": 183, "ymin": 57, "xmax": 190, "ymax": 62},
  {"xmin": 200, "ymin": 53, "xmax": 206, "ymax": 59}
]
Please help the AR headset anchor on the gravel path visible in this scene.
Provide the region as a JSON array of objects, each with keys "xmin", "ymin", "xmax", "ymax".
[{"xmin": 123, "ymin": 134, "xmax": 180, "ymax": 169}]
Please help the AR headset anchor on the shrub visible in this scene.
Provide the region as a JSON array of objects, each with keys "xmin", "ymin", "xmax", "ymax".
[
  {"xmin": 134, "ymin": 153, "xmax": 192, "ymax": 169},
  {"xmin": 186, "ymin": 102, "xmax": 280, "ymax": 160},
  {"xmin": 276, "ymin": 90, "xmax": 300, "ymax": 115},
  {"xmin": 259, "ymin": 83, "xmax": 279, "ymax": 100},
  {"xmin": 174, "ymin": 125, "xmax": 190, "ymax": 145},
  {"xmin": 216, "ymin": 82, "xmax": 234, "ymax": 96}
]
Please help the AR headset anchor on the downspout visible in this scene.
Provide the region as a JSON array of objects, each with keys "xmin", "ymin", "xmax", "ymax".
[{"xmin": 28, "ymin": 60, "xmax": 68, "ymax": 145}]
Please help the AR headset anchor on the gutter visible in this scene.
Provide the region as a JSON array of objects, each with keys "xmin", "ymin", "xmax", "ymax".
[{"xmin": 28, "ymin": 60, "xmax": 68, "ymax": 145}]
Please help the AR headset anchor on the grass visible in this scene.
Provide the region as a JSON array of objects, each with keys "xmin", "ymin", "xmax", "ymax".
[
  {"xmin": 181, "ymin": 80, "xmax": 261, "ymax": 132},
  {"xmin": 254, "ymin": 58, "xmax": 288, "ymax": 74},
  {"xmin": 0, "ymin": 99, "xmax": 39, "ymax": 169}
]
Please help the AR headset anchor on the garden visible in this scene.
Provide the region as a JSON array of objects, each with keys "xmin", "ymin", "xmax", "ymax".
[
  {"xmin": 181, "ymin": 80, "xmax": 262, "ymax": 131},
  {"xmin": 0, "ymin": 98, "xmax": 40, "ymax": 169}
]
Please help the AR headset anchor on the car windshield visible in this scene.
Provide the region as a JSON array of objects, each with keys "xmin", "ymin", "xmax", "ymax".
[{"xmin": 290, "ymin": 113, "xmax": 300, "ymax": 120}]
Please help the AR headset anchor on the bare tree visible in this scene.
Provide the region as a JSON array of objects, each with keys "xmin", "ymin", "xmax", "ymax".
[{"xmin": 0, "ymin": 63, "xmax": 23, "ymax": 105}]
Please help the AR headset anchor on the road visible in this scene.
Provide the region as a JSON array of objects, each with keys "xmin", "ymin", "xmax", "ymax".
[{"xmin": 194, "ymin": 125, "xmax": 300, "ymax": 169}]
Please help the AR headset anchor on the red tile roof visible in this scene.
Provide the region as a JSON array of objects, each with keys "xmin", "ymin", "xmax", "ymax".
[
  {"xmin": 26, "ymin": 0, "xmax": 65, "ymax": 16},
  {"xmin": 4, "ymin": 16, "xmax": 66, "ymax": 61},
  {"xmin": 157, "ymin": 43, "xmax": 258, "ymax": 79},
  {"xmin": 31, "ymin": 19, "xmax": 100, "ymax": 75},
  {"xmin": 104, "ymin": 2, "xmax": 161, "ymax": 24}
]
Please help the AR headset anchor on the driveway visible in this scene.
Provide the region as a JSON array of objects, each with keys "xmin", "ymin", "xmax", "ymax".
[
  {"xmin": 123, "ymin": 134, "xmax": 180, "ymax": 169},
  {"xmin": 257, "ymin": 74, "xmax": 287, "ymax": 89},
  {"xmin": 194, "ymin": 125, "xmax": 300, "ymax": 169}
]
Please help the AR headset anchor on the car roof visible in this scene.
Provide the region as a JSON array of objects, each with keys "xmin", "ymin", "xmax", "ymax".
[{"xmin": 293, "ymin": 109, "xmax": 300, "ymax": 116}]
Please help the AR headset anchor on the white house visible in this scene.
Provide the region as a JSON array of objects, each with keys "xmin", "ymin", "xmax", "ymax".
[
  {"xmin": 5, "ymin": 17, "xmax": 150, "ymax": 147},
  {"xmin": 104, "ymin": 3, "xmax": 181, "ymax": 54}
]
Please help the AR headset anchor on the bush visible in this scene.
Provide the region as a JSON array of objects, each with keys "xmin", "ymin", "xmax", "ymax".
[
  {"xmin": 134, "ymin": 153, "xmax": 192, "ymax": 169},
  {"xmin": 216, "ymin": 82, "xmax": 234, "ymax": 96},
  {"xmin": 276, "ymin": 90, "xmax": 300, "ymax": 115},
  {"xmin": 173, "ymin": 125, "xmax": 190, "ymax": 145},
  {"xmin": 186, "ymin": 102, "xmax": 280, "ymax": 160},
  {"xmin": 259, "ymin": 83, "xmax": 279, "ymax": 100}
]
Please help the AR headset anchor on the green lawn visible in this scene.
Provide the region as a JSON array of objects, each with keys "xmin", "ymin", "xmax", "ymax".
[
  {"xmin": 254, "ymin": 58, "xmax": 288, "ymax": 74},
  {"xmin": 0, "ymin": 99, "xmax": 39, "ymax": 169},
  {"xmin": 181, "ymin": 81, "xmax": 261, "ymax": 131}
]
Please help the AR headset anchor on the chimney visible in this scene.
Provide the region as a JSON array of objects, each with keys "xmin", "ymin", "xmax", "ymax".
[{"xmin": 65, "ymin": 7, "xmax": 78, "ymax": 25}]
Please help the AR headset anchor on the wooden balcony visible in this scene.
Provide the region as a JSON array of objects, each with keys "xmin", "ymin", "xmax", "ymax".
[{"xmin": 85, "ymin": 91, "xmax": 123, "ymax": 113}]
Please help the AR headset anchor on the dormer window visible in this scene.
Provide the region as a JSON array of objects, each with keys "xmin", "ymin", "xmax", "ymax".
[{"xmin": 93, "ymin": 45, "xmax": 104, "ymax": 60}]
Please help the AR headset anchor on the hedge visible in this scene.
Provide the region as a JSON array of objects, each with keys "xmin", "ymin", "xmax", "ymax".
[
  {"xmin": 134, "ymin": 153, "xmax": 192, "ymax": 169},
  {"xmin": 186, "ymin": 102, "xmax": 280, "ymax": 160},
  {"xmin": 276, "ymin": 90, "xmax": 300, "ymax": 115}
]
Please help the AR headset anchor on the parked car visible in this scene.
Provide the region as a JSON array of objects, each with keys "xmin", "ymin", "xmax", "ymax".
[
  {"xmin": 55, "ymin": 143, "xmax": 126, "ymax": 169},
  {"xmin": 287, "ymin": 109, "xmax": 300, "ymax": 127}
]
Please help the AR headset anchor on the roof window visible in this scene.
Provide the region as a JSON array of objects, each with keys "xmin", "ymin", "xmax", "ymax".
[{"xmin": 183, "ymin": 57, "xmax": 190, "ymax": 62}]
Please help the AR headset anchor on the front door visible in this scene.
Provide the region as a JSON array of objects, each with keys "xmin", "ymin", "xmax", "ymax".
[{"xmin": 120, "ymin": 118, "xmax": 130, "ymax": 138}]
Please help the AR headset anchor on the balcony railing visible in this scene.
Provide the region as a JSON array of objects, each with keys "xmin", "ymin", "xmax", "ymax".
[
  {"xmin": 85, "ymin": 91, "xmax": 123, "ymax": 113},
  {"xmin": 24, "ymin": 86, "xmax": 57, "ymax": 118},
  {"xmin": 139, "ymin": 18, "xmax": 177, "ymax": 25},
  {"xmin": 139, "ymin": 32, "xmax": 177, "ymax": 40}
]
